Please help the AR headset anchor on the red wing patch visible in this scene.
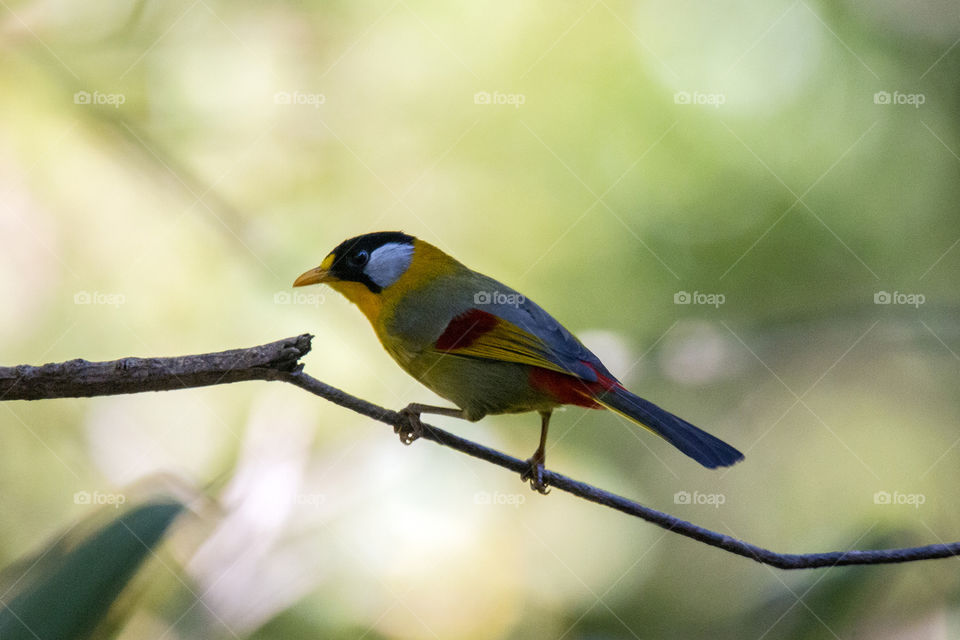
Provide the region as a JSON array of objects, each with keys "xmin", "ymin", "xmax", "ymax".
[
  {"xmin": 435, "ymin": 308, "xmax": 500, "ymax": 351},
  {"xmin": 529, "ymin": 367, "xmax": 601, "ymax": 408},
  {"xmin": 529, "ymin": 363, "xmax": 622, "ymax": 408}
]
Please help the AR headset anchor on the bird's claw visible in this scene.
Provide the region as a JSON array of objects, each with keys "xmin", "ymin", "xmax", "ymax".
[
  {"xmin": 395, "ymin": 408, "xmax": 423, "ymax": 445},
  {"xmin": 521, "ymin": 457, "xmax": 550, "ymax": 494}
]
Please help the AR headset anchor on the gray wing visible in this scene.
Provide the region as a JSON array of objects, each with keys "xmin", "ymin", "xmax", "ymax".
[
  {"xmin": 467, "ymin": 274, "xmax": 615, "ymax": 383},
  {"xmin": 386, "ymin": 266, "xmax": 617, "ymax": 383}
]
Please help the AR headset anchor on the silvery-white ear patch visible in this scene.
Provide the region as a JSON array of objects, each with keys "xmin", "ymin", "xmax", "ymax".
[{"xmin": 364, "ymin": 242, "xmax": 414, "ymax": 288}]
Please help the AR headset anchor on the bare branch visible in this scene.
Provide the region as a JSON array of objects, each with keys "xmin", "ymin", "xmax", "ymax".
[
  {"xmin": 3, "ymin": 335, "xmax": 958, "ymax": 570},
  {"xmin": 0, "ymin": 335, "xmax": 311, "ymax": 400}
]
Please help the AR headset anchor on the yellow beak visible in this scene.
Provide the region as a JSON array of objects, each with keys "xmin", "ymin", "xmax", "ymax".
[{"xmin": 293, "ymin": 265, "xmax": 336, "ymax": 287}]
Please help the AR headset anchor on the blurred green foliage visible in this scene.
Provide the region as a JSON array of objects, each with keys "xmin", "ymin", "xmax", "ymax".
[
  {"xmin": 1, "ymin": 0, "xmax": 959, "ymax": 638},
  {"xmin": 0, "ymin": 499, "xmax": 184, "ymax": 640}
]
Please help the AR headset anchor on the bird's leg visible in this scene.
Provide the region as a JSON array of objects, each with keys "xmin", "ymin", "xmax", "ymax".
[
  {"xmin": 521, "ymin": 410, "xmax": 552, "ymax": 494},
  {"xmin": 396, "ymin": 403, "xmax": 467, "ymax": 445}
]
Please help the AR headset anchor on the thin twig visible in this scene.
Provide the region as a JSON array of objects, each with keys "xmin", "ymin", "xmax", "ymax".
[{"xmin": 2, "ymin": 335, "xmax": 958, "ymax": 570}]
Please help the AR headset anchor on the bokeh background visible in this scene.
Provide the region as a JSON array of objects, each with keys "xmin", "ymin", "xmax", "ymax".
[{"xmin": 2, "ymin": 0, "xmax": 960, "ymax": 638}]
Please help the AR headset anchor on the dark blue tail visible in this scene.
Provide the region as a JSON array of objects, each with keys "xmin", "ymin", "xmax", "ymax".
[{"xmin": 597, "ymin": 387, "xmax": 743, "ymax": 469}]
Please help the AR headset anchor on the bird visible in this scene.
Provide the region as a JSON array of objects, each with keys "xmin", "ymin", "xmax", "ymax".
[{"xmin": 293, "ymin": 231, "xmax": 743, "ymax": 492}]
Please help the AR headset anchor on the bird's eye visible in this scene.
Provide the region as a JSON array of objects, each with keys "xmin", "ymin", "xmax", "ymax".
[{"xmin": 348, "ymin": 250, "xmax": 369, "ymax": 268}]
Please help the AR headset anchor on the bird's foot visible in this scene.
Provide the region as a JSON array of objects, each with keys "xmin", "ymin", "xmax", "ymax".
[
  {"xmin": 395, "ymin": 407, "xmax": 424, "ymax": 445},
  {"xmin": 521, "ymin": 455, "xmax": 550, "ymax": 495}
]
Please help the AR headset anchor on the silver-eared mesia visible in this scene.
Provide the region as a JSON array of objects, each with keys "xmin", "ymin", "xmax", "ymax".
[{"xmin": 294, "ymin": 232, "xmax": 743, "ymax": 493}]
